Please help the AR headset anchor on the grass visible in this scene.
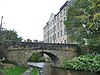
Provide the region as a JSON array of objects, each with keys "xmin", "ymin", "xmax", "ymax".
[
  {"xmin": 1, "ymin": 66, "xmax": 27, "ymax": 75},
  {"xmin": 31, "ymin": 68, "xmax": 39, "ymax": 75}
]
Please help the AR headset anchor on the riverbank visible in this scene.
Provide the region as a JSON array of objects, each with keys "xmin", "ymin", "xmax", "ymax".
[
  {"xmin": 0, "ymin": 63, "xmax": 40, "ymax": 75},
  {"xmin": 31, "ymin": 68, "xmax": 39, "ymax": 75},
  {"xmin": 0, "ymin": 63, "xmax": 27, "ymax": 75},
  {"xmin": 1, "ymin": 66, "xmax": 27, "ymax": 75}
]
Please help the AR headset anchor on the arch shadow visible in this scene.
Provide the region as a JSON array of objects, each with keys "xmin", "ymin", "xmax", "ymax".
[{"xmin": 40, "ymin": 51, "xmax": 60, "ymax": 67}]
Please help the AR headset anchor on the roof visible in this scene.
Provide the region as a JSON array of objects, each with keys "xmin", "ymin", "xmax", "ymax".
[{"xmin": 55, "ymin": 1, "xmax": 68, "ymax": 17}]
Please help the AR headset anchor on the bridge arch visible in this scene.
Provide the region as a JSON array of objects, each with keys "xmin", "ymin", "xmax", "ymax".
[
  {"xmin": 40, "ymin": 51, "xmax": 60, "ymax": 66},
  {"xmin": 7, "ymin": 49, "xmax": 77, "ymax": 67}
]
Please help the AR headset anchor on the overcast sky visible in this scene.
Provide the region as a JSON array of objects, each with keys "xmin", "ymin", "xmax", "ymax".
[{"xmin": 0, "ymin": 0, "xmax": 68, "ymax": 41}]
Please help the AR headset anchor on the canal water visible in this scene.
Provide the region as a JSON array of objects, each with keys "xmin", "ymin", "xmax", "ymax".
[
  {"xmin": 28, "ymin": 62, "xmax": 99, "ymax": 75},
  {"xmin": 43, "ymin": 63, "xmax": 99, "ymax": 75},
  {"xmin": 46, "ymin": 67, "xmax": 100, "ymax": 75}
]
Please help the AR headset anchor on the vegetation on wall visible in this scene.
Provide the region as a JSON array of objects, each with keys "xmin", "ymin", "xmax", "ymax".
[
  {"xmin": 63, "ymin": 54, "xmax": 100, "ymax": 72},
  {"xmin": 64, "ymin": 0, "xmax": 100, "ymax": 53}
]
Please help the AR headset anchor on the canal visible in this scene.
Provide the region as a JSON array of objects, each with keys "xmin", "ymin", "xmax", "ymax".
[{"xmin": 28, "ymin": 62, "xmax": 99, "ymax": 75}]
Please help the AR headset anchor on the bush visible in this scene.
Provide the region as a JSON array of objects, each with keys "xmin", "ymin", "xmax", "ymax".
[{"xmin": 63, "ymin": 54, "xmax": 100, "ymax": 72}]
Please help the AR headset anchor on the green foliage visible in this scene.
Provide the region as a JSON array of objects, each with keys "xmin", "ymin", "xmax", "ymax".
[
  {"xmin": 65, "ymin": 0, "xmax": 100, "ymax": 51},
  {"xmin": 1, "ymin": 66, "xmax": 27, "ymax": 75},
  {"xmin": 0, "ymin": 29, "xmax": 22, "ymax": 59},
  {"xmin": 26, "ymin": 39, "xmax": 32, "ymax": 42},
  {"xmin": 0, "ymin": 29, "xmax": 22, "ymax": 42},
  {"xmin": 29, "ymin": 52, "xmax": 45, "ymax": 62},
  {"xmin": 63, "ymin": 54, "xmax": 100, "ymax": 72}
]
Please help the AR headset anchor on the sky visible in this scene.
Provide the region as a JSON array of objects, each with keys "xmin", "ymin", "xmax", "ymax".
[{"xmin": 0, "ymin": 0, "xmax": 68, "ymax": 41}]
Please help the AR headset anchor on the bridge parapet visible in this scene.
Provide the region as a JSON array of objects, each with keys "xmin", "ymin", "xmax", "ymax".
[{"xmin": 9, "ymin": 42, "xmax": 77, "ymax": 51}]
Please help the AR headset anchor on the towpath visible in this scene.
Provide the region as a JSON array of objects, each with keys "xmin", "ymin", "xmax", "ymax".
[{"xmin": 22, "ymin": 67, "xmax": 33, "ymax": 75}]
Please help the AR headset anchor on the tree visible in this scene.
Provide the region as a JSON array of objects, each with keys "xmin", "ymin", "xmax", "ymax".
[
  {"xmin": 33, "ymin": 39, "xmax": 38, "ymax": 43},
  {"xmin": 26, "ymin": 39, "xmax": 32, "ymax": 42},
  {"xmin": 65, "ymin": 0, "xmax": 100, "ymax": 52},
  {"xmin": 0, "ymin": 29, "xmax": 22, "ymax": 42},
  {"xmin": 0, "ymin": 29, "xmax": 22, "ymax": 59}
]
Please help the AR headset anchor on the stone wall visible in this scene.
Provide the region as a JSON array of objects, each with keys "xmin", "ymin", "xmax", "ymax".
[{"xmin": 7, "ymin": 49, "xmax": 77, "ymax": 66}]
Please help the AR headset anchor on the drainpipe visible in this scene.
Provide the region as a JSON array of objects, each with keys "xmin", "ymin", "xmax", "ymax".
[{"xmin": 0, "ymin": 16, "xmax": 3, "ymax": 30}]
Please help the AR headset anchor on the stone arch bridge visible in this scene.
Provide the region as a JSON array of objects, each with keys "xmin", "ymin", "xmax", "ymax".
[{"xmin": 7, "ymin": 42, "xmax": 78, "ymax": 67}]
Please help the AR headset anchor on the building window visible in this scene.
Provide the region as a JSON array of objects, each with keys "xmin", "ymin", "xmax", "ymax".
[
  {"xmin": 60, "ymin": 20, "xmax": 62, "ymax": 27},
  {"xmin": 47, "ymin": 38, "xmax": 49, "ymax": 43},
  {"xmin": 57, "ymin": 23, "xmax": 59, "ymax": 29},
  {"xmin": 48, "ymin": 37, "xmax": 50, "ymax": 43},
  {"xmin": 64, "ymin": 27, "xmax": 67, "ymax": 35},
  {"xmin": 53, "ymin": 27, "xmax": 55, "ymax": 32},
  {"xmin": 64, "ymin": 17, "xmax": 66, "ymax": 21},
  {"xmin": 50, "ymin": 36, "xmax": 52, "ymax": 43},
  {"xmin": 63, "ymin": 8, "xmax": 66, "ymax": 15},
  {"xmin": 51, "ymin": 29, "xmax": 53, "ymax": 34},
  {"xmin": 55, "ymin": 34, "xmax": 56, "ymax": 39},
  {"xmin": 57, "ymin": 15, "xmax": 59, "ymax": 20},
  {"xmin": 60, "ymin": 30, "xmax": 62, "ymax": 37},
  {"xmin": 60, "ymin": 11, "xmax": 62, "ymax": 18},
  {"xmin": 50, "ymin": 29, "xmax": 51, "ymax": 34},
  {"xmin": 54, "ymin": 25, "xmax": 56, "ymax": 31},
  {"xmin": 52, "ymin": 20, "xmax": 54, "ymax": 25},
  {"xmin": 57, "ymin": 32, "xmax": 59, "ymax": 38},
  {"xmin": 50, "ymin": 22, "xmax": 52, "ymax": 26},
  {"xmin": 64, "ymin": 40, "xmax": 66, "ymax": 44},
  {"xmin": 54, "ymin": 18, "xmax": 56, "ymax": 23},
  {"xmin": 53, "ymin": 35, "xmax": 55, "ymax": 43}
]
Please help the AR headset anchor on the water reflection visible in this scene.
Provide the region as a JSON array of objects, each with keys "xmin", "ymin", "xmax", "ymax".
[
  {"xmin": 51, "ymin": 67, "xmax": 99, "ymax": 75},
  {"xmin": 28, "ymin": 62, "xmax": 99, "ymax": 75}
]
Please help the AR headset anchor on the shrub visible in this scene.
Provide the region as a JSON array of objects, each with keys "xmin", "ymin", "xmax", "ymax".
[{"xmin": 63, "ymin": 54, "xmax": 100, "ymax": 72}]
